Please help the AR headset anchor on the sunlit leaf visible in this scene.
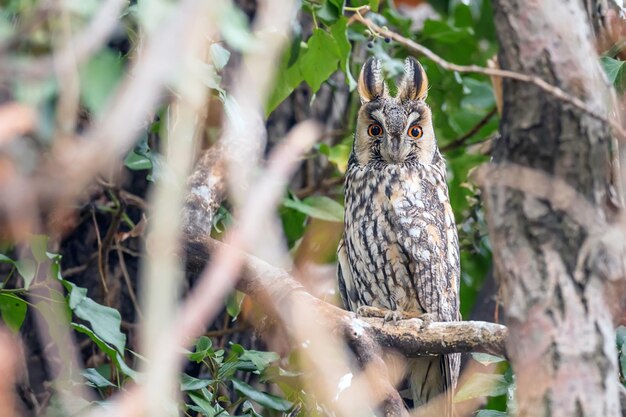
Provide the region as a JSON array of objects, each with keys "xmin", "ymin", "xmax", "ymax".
[{"xmin": 299, "ymin": 29, "xmax": 341, "ymax": 93}]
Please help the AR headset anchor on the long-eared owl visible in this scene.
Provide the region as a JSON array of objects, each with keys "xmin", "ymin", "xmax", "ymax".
[{"xmin": 337, "ymin": 57, "xmax": 460, "ymax": 414}]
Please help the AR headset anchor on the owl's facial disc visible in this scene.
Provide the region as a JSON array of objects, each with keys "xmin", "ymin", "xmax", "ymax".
[{"xmin": 369, "ymin": 102, "xmax": 428, "ymax": 164}]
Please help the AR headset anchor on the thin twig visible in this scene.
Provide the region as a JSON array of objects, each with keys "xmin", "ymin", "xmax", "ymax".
[
  {"xmin": 90, "ymin": 207, "xmax": 110, "ymax": 295},
  {"xmin": 351, "ymin": 12, "xmax": 626, "ymax": 141},
  {"xmin": 115, "ymin": 240, "xmax": 142, "ymax": 320}
]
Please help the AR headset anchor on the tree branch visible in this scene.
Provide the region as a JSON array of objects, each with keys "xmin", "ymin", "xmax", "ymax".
[
  {"xmin": 350, "ymin": 10, "xmax": 626, "ymax": 142},
  {"xmin": 182, "ymin": 147, "xmax": 508, "ymax": 360}
]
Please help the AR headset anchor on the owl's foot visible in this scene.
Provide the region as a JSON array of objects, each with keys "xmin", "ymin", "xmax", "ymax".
[
  {"xmin": 414, "ymin": 312, "xmax": 437, "ymax": 329},
  {"xmin": 355, "ymin": 306, "xmax": 433, "ymax": 326}
]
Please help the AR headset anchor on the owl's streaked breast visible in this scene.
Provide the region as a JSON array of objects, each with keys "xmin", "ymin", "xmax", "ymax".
[{"xmin": 342, "ymin": 155, "xmax": 458, "ymax": 316}]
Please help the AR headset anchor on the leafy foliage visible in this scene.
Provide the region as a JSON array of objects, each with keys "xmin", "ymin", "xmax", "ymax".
[{"xmin": 4, "ymin": 0, "xmax": 623, "ymax": 415}]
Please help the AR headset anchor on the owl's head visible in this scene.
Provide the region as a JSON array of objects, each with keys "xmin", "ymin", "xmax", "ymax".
[{"xmin": 353, "ymin": 57, "xmax": 436, "ymax": 166}]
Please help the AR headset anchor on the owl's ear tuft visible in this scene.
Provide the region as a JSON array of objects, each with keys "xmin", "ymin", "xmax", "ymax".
[
  {"xmin": 398, "ymin": 57, "xmax": 428, "ymax": 101},
  {"xmin": 358, "ymin": 58, "xmax": 387, "ymax": 103}
]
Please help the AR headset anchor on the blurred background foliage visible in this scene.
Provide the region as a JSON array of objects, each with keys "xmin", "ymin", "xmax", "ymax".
[{"xmin": 1, "ymin": 0, "xmax": 623, "ymax": 416}]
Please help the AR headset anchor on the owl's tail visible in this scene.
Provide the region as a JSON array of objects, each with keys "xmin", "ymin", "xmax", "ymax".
[{"xmin": 408, "ymin": 354, "xmax": 459, "ymax": 417}]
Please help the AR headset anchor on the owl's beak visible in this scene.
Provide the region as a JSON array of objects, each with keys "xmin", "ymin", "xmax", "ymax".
[{"xmin": 381, "ymin": 137, "xmax": 410, "ymax": 164}]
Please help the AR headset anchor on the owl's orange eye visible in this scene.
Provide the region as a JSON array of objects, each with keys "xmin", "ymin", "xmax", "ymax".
[
  {"xmin": 368, "ymin": 123, "xmax": 383, "ymax": 137},
  {"xmin": 407, "ymin": 124, "xmax": 423, "ymax": 139}
]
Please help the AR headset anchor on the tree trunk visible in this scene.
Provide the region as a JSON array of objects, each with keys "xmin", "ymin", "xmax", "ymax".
[{"xmin": 485, "ymin": 1, "xmax": 624, "ymax": 416}]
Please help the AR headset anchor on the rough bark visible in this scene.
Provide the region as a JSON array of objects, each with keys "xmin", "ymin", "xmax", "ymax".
[{"xmin": 485, "ymin": 1, "xmax": 625, "ymax": 416}]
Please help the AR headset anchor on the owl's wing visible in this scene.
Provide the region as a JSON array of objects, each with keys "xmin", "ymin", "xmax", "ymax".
[
  {"xmin": 337, "ymin": 239, "xmax": 359, "ymax": 311},
  {"xmin": 388, "ymin": 174, "xmax": 461, "ymax": 323}
]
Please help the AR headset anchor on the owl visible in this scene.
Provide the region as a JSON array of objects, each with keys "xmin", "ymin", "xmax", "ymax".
[{"xmin": 337, "ymin": 57, "xmax": 460, "ymax": 414}]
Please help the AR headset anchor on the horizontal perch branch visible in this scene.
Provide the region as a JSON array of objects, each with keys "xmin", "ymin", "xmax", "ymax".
[{"xmin": 185, "ymin": 236, "xmax": 508, "ymax": 358}]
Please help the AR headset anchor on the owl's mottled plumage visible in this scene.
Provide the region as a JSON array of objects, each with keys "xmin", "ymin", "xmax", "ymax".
[{"xmin": 337, "ymin": 57, "xmax": 460, "ymax": 413}]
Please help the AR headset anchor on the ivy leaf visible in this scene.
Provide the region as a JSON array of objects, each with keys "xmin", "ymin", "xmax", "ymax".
[
  {"xmin": 210, "ymin": 43, "xmax": 231, "ymax": 71},
  {"xmin": 299, "ymin": 29, "xmax": 340, "ymax": 93},
  {"xmin": 0, "ymin": 254, "xmax": 35, "ymax": 289},
  {"xmin": 0, "ymin": 293, "xmax": 27, "ymax": 332},
  {"xmin": 82, "ymin": 368, "xmax": 115, "ymax": 388},
  {"xmin": 80, "ymin": 49, "xmax": 123, "ymax": 115},
  {"xmin": 266, "ymin": 50, "xmax": 303, "ymax": 115},
  {"xmin": 283, "ymin": 196, "xmax": 344, "ymax": 222},
  {"xmin": 232, "ymin": 378, "xmax": 293, "ymax": 411},
  {"xmin": 330, "ymin": 17, "xmax": 356, "ymax": 89},
  {"xmin": 17, "ymin": 259, "xmax": 35, "ymax": 289},
  {"xmin": 72, "ymin": 323, "xmax": 137, "ymax": 379},
  {"xmin": 124, "ymin": 151, "xmax": 153, "ymax": 171},
  {"xmin": 601, "ymin": 56, "xmax": 625, "ymax": 86},
  {"xmin": 471, "ymin": 353, "xmax": 506, "ymax": 365},
  {"xmin": 454, "ymin": 373, "xmax": 509, "ymax": 402},
  {"xmin": 59, "ymin": 277, "xmax": 126, "ymax": 355}
]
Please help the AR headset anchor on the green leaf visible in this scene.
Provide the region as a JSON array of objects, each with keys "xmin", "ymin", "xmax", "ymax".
[
  {"xmin": 299, "ymin": 29, "xmax": 340, "ymax": 93},
  {"xmin": 210, "ymin": 43, "xmax": 231, "ymax": 71},
  {"xmin": 330, "ymin": 17, "xmax": 356, "ymax": 89},
  {"xmin": 266, "ymin": 49, "xmax": 304, "ymax": 115},
  {"xmin": 189, "ymin": 336, "xmax": 214, "ymax": 363},
  {"xmin": 72, "ymin": 323, "xmax": 137, "ymax": 379},
  {"xmin": 226, "ymin": 291, "xmax": 245, "ymax": 320},
  {"xmin": 242, "ymin": 400, "xmax": 263, "ymax": 417},
  {"xmin": 181, "ymin": 373, "xmax": 213, "ymax": 391},
  {"xmin": 317, "ymin": 1, "xmax": 340, "ymax": 24},
  {"xmin": 30, "ymin": 234, "xmax": 49, "ymax": 263},
  {"xmin": 232, "ymin": 378, "xmax": 293, "ymax": 411},
  {"xmin": 124, "ymin": 151, "xmax": 153, "ymax": 171},
  {"xmin": 240, "ymin": 349, "xmax": 280, "ymax": 373},
  {"xmin": 82, "ymin": 368, "xmax": 115, "ymax": 388},
  {"xmin": 0, "ymin": 293, "xmax": 27, "ymax": 332},
  {"xmin": 422, "ymin": 20, "xmax": 472, "ymax": 44},
  {"xmin": 80, "ymin": 49, "xmax": 123, "ymax": 115},
  {"xmin": 601, "ymin": 56, "xmax": 625, "ymax": 86},
  {"xmin": 454, "ymin": 373, "xmax": 509, "ymax": 403},
  {"xmin": 460, "ymin": 78, "xmax": 495, "ymax": 112},
  {"xmin": 59, "ymin": 278, "xmax": 126, "ymax": 355},
  {"xmin": 471, "ymin": 353, "xmax": 506, "ymax": 365},
  {"xmin": 15, "ymin": 259, "xmax": 36, "ymax": 289},
  {"xmin": 319, "ymin": 142, "xmax": 351, "ymax": 173},
  {"xmin": 369, "ymin": 0, "xmax": 380, "ymax": 12},
  {"xmin": 188, "ymin": 389, "xmax": 219, "ymax": 417},
  {"xmin": 283, "ymin": 196, "xmax": 344, "ymax": 222}
]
